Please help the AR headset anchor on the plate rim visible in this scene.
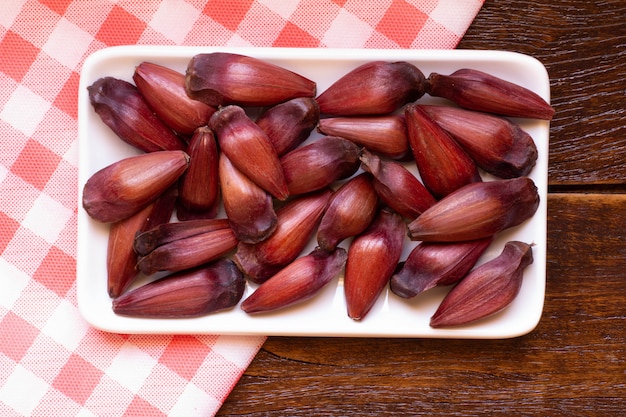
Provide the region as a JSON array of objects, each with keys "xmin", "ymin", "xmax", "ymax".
[{"xmin": 77, "ymin": 46, "xmax": 549, "ymax": 338}]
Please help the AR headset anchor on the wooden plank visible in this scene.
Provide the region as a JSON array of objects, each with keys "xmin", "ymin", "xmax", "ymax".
[
  {"xmin": 216, "ymin": 194, "xmax": 626, "ymax": 416},
  {"xmin": 458, "ymin": 0, "xmax": 626, "ymax": 185}
]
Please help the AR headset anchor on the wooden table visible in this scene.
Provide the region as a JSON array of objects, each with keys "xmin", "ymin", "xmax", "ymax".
[{"xmin": 217, "ymin": 1, "xmax": 626, "ymax": 415}]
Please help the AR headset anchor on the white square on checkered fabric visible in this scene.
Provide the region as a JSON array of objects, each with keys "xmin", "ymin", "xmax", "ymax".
[
  {"xmin": 31, "ymin": 388, "xmax": 83, "ymax": 417},
  {"xmin": 0, "ymin": 259, "xmax": 30, "ymax": 310},
  {"xmin": 212, "ymin": 335, "xmax": 264, "ymax": 368},
  {"xmin": 0, "ymin": 230, "xmax": 49, "ymax": 279},
  {"xmin": 75, "ymin": 407, "xmax": 98, "ymax": 417},
  {"xmin": 105, "ymin": 343, "xmax": 159, "ymax": 393},
  {"xmin": 0, "ymin": 164, "xmax": 7, "ymax": 187},
  {"xmin": 149, "ymin": 0, "xmax": 201, "ymax": 44},
  {"xmin": 257, "ymin": 0, "xmax": 300, "ymax": 20},
  {"xmin": 42, "ymin": 17, "xmax": 93, "ymax": 69},
  {"xmin": 63, "ymin": 138, "xmax": 79, "ymax": 167},
  {"xmin": 21, "ymin": 192, "xmax": 74, "ymax": 244},
  {"xmin": 0, "ymin": 0, "xmax": 26, "ymax": 28},
  {"xmin": 322, "ymin": 9, "xmax": 373, "ymax": 48},
  {"xmin": 169, "ymin": 383, "xmax": 220, "ymax": 417},
  {"xmin": 0, "ymin": 354, "xmax": 15, "ymax": 384},
  {"xmin": 41, "ymin": 299, "xmax": 90, "ymax": 352},
  {"xmin": 0, "ymin": 85, "xmax": 50, "ymax": 137},
  {"xmin": 430, "ymin": 0, "xmax": 482, "ymax": 36},
  {"xmin": 0, "ymin": 364, "xmax": 50, "ymax": 416},
  {"xmin": 226, "ymin": 33, "xmax": 254, "ymax": 47}
]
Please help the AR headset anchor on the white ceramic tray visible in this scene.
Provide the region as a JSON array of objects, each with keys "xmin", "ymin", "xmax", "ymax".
[{"xmin": 77, "ymin": 46, "xmax": 549, "ymax": 338}]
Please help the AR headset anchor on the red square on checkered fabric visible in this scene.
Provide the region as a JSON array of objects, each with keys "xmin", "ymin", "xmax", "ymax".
[
  {"xmin": 123, "ymin": 396, "xmax": 166, "ymax": 417},
  {"xmin": 33, "ymin": 246, "xmax": 76, "ymax": 297},
  {"xmin": 0, "ymin": 31, "xmax": 39, "ymax": 82},
  {"xmin": 53, "ymin": 353, "xmax": 104, "ymax": 404},
  {"xmin": 376, "ymin": 0, "xmax": 429, "ymax": 48},
  {"xmin": 0, "ymin": 212, "xmax": 20, "ymax": 253},
  {"xmin": 10, "ymin": 139, "xmax": 62, "ymax": 191},
  {"xmin": 96, "ymin": 5, "xmax": 147, "ymax": 46},
  {"xmin": 159, "ymin": 335, "xmax": 213, "ymax": 381},
  {"xmin": 273, "ymin": 22, "xmax": 320, "ymax": 48},
  {"xmin": 39, "ymin": 0, "xmax": 73, "ymax": 16},
  {"xmin": 53, "ymin": 71, "xmax": 79, "ymax": 119},
  {"xmin": 203, "ymin": 0, "xmax": 254, "ymax": 31},
  {"xmin": 330, "ymin": 0, "xmax": 349, "ymax": 6},
  {"xmin": 0, "ymin": 312, "xmax": 39, "ymax": 362}
]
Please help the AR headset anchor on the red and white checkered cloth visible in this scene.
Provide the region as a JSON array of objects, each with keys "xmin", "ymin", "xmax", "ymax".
[{"xmin": 1, "ymin": 1, "xmax": 483, "ymax": 415}]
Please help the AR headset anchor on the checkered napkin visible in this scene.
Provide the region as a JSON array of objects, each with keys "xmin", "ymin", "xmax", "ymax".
[{"xmin": 0, "ymin": 1, "xmax": 483, "ymax": 416}]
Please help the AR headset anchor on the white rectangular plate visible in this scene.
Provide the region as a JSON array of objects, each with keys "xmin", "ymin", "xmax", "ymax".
[{"xmin": 77, "ymin": 46, "xmax": 549, "ymax": 338}]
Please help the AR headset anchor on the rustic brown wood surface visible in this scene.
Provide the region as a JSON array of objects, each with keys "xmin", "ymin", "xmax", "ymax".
[{"xmin": 217, "ymin": 1, "xmax": 626, "ymax": 415}]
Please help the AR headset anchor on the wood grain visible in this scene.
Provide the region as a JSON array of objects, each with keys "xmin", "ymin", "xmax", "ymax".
[
  {"xmin": 216, "ymin": 1, "xmax": 626, "ymax": 415},
  {"xmin": 217, "ymin": 194, "xmax": 626, "ymax": 416},
  {"xmin": 458, "ymin": 0, "xmax": 626, "ymax": 185}
]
